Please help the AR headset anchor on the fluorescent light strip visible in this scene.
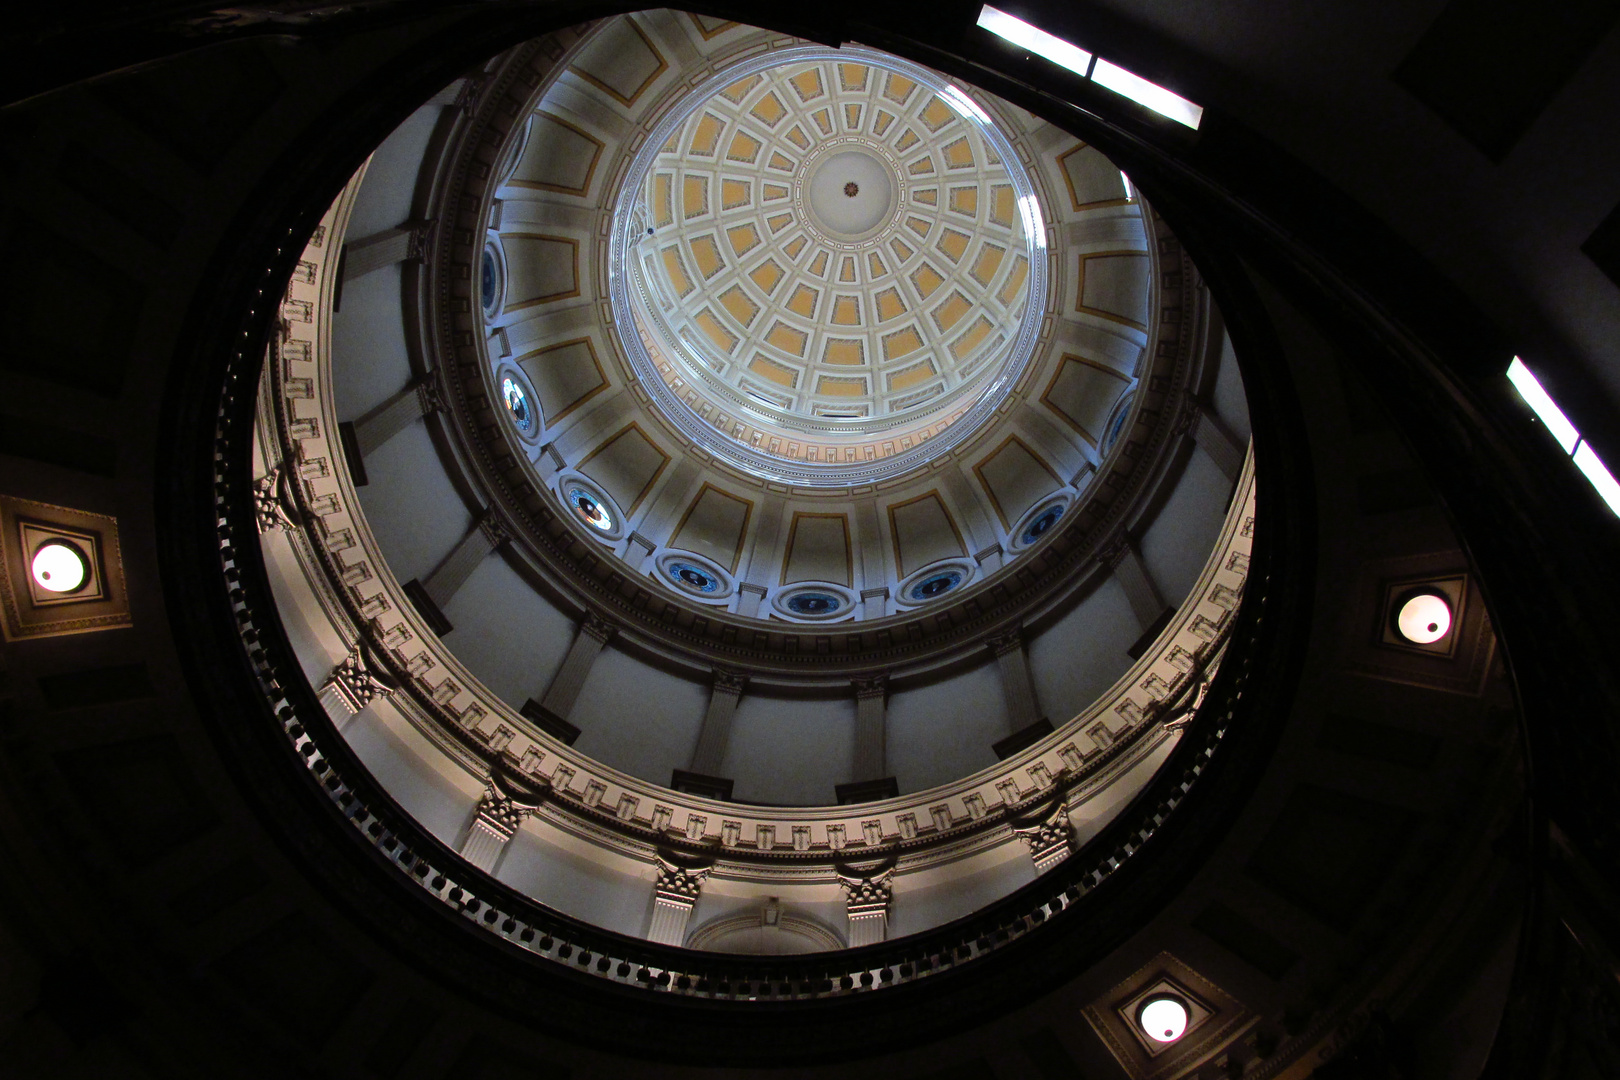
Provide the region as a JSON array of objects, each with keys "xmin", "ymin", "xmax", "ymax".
[
  {"xmin": 1507, "ymin": 357, "xmax": 1620, "ymax": 516},
  {"xmin": 1507, "ymin": 357, "xmax": 1579, "ymax": 453},
  {"xmin": 977, "ymin": 5, "xmax": 1093, "ymax": 78},
  {"xmin": 976, "ymin": 6, "xmax": 1203, "ymax": 130},
  {"xmin": 1091, "ymin": 58, "xmax": 1204, "ymax": 129},
  {"xmin": 1574, "ymin": 442, "xmax": 1620, "ymax": 515}
]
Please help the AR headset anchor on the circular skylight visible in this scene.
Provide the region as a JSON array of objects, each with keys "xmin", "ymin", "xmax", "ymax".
[
  {"xmin": 611, "ymin": 45, "xmax": 1049, "ymax": 486},
  {"xmin": 31, "ymin": 540, "xmax": 89, "ymax": 594},
  {"xmin": 1396, "ymin": 591, "xmax": 1452, "ymax": 644},
  {"xmin": 1137, "ymin": 995, "xmax": 1189, "ymax": 1043}
]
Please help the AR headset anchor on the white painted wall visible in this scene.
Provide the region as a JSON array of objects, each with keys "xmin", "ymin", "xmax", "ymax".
[
  {"xmin": 341, "ymin": 697, "xmax": 483, "ymax": 848},
  {"xmin": 1028, "ymin": 574, "xmax": 1140, "ymax": 727},
  {"xmin": 439, "ymin": 556, "xmax": 577, "ymax": 708},
  {"xmin": 888, "ymin": 843, "xmax": 1035, "ymax": 938},
  {"xmin": 1138, "ymin": 448, "xmax": 1231, "ymax": 608},
  {"xmin": 347, "ymin": 101, "xmax": 443, "ymax": 240},
  {"xmin": 356, "ymin": 422, "xmax": 472, "ymax": 586},
  {"xmin": 721, "ymin": 693, "xmax": 856, "ymax": 806},
  {"xmin": 496, "ymin": 823, "xmax": 655, "ymax": 938},
  {"xmin": 886, "ymin": 660, "xmax": 1007, "ymax": 794},
  {"xmin": 330, "ymin": 263, "xmax": 412, "ymax": 422},
  {"xmin": 1210, "ymin": 330, "xmax": 1252, "ymax": 440},
  {"xmin": 571, "ymin": 645, "xmax": 709, "ymax": 782}
]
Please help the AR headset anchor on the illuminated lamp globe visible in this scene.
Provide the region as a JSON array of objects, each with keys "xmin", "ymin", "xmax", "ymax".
[
  {"xmin": 1137, "ymin": 995, "xmax": 1189, "ymax": 1043},
  {"xmin": 1396, "ymin": 591, "xmax": 1452, "ymax": 644},
  {"xmin": 31, "ymin": 540, "xmax": 89, "ymax": 594}
]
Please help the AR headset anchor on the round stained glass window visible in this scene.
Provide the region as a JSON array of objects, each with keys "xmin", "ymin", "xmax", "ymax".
[
  {"xmin": 907, "ymin": 569, "xmax": 963, "ymax": 602},
  {"xmin": 568, "ymin": 487, "xmax": 612, "ymax": 531},
  {"xmin": 1020, "ymin": 504, "xmax": 1064, "ymax": 546},
  {"xmin": 502, "ymin": 377, "xmax": 534, "ymax": 433},
  {"xmin": 1137, "ymin": 995, "xmax": 1189, "ymax": 1043},
  {"xmin": 785, "ymin": 592, "xmax": 843, "ymax": 616},
  {"xmin": 1102, "ymin": 395, "xmax": 1133, "ymax": 455},
  {"xmin": 667, "ymin": 562, "xmax": 721, "ymax": 594},
  {"xmin": 481, "ymin": 250, "xmax": 498, "ymax": 313},
  {"xmin": 31, "ymin": 540, "xmax": 89, "ymax": 594}
]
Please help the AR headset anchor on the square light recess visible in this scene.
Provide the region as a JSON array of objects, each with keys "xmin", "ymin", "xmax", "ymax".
[
  {"xmin": 1083, "ymin": 951, "xmax": 1255, "ymax": 1080},
  {"xmin": 1379, "ymin": 574, "xmax": 1466, "ymax": 657},
  {"xmin": 0, "ymin": 496, "xmax": 131, "ymax": 641}
]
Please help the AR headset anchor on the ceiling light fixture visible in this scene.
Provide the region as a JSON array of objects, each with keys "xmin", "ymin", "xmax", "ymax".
[
  {"xmin": 1136, "ymin": 994, "xmax": 1189, "ymax": 1043},
  {"xmin": 1090, "ymin": 59, "xmax": 1204, "ymax": 129},
  {"xmin": 976, "ymin": 5, "xmax": 1093, "ymax": 77},
  {"xmin": 31, "ymin": 540, "xmax": 89, "ymax": 594},
  {"xmin": 1508, "ymin": 357, "xmax": 1620, "ymax": 514},
  {"xmin": 1395, "ymin": 591, "xmax": 1452, "ymax": 644},
  {"xmin": 976, "ymin": 6, "xmax": 1203, "ymax": 129}
]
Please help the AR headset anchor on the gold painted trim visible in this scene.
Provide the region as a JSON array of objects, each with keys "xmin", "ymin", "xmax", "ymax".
[
  {"xmin": 505, "ymin": 111, "xmax": 605, "ymax": 197},
  {"xmin": 779, "ymin": 511, "xmax": 854, "ymax": 587},
  {"xmin": 515, "ymin": 336, "xmax": 609, "ymax": 424},
  {"xmin": 570, "ymin": 19, "xmax": 669, "ymax": 108},
  {"xmin": 1074, "ymin": 250, "xmax": 1149, "ymax": 330},
  {"xmin": 669, "ymin": 481, "xmax": 755, "ymax": 573},
  {"xmin": 885, "ymin": 489, "xmax": 967, "ymax": 578},
  {"xmin": 500, "ymin": 233, "xmax": 581, "ymax": 310},
  {"xmin": 686, "ymin": 12, "xmax": 739, "ymax": 40},
  {"xmin": 970, "ymin": 433, "xmax": 1063, "ymax": 530},
  {"xmin": 1039, "ymin": 353, "xmax": 1133, "ymax": 446},
  {"xmin": 1055, "ymin": 142, "xmax": 1134, "ymax": 213},
  {"xmin": 576, "ymin": 421, "xmax": 672, "ymax": 518}
]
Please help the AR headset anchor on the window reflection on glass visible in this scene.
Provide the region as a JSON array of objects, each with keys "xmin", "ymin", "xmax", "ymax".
[
  {"xmin": 502, "ymin": 377, "xmax": 534, "ymax": 432},
  {"xmin": 568, "ymin": 487, "xmax": 612, "ymax": 531}
]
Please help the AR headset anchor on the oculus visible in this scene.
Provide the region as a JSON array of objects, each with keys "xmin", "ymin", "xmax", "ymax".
[
  {"xmin": 771, "ymin": 582, "xmax": 857, "ymax": 621},
  {"xmin": 1012, "ymin": 494, "xmax": 1072, "ymax": 551},
  {"xmin": 569, "ymin": 487, "xmax": 613, "ymax": 532},
  {"xmin": 655, "ymin": 550, "xmax": 736, "ymax": 602},
  {"xmin": 502, "ymin": 376, "xmax": 535, "ymax": 433},
  {"xmin": 481, "ymin": 249, "xmax": 498, "ymax": 313},
  {"xmin": 897, "ymin": 559, "xmax": 977, "ymax": 606}
]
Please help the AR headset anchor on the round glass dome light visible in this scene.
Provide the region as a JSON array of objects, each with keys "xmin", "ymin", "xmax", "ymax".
[
  {"xmin": 1137, "ymin": 994, "xmax": 1190, "ymax": 1044},
  {"xmin": 1396, "ymin": 590, "xmax": 1452, "ymax": 644},
  {"xmin": 31, "ymin": 540, "xmax": 90, "ymax": 594}
]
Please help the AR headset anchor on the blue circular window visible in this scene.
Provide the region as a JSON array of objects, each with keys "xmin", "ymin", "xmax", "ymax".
[
  {"xmin": 1101, "ymin": 398, "xmax": 1133, "ymax": 454},
  {"xmin": 1020, "ymin": 503, "xmax": 1064, "ymax": 546},
  {"xmin": 785, "ymin": 592, "xmax": 843, "ymax": 616},
  {"xmin": 568, "ymin": 487, "xmax": 613, "ymax": 531},
  {"xmin": 502, "ymin": 377, "xmax": 534, "ymax": 433},
  {"xmin": 481, "ymin": 250, "xmax": 498, "ymax": 313},
  {"xmin": 907, "ymin": 569, "xmax": 964, "ymax": 602},
  {"xmin": 667, "ymin": 561, "xmax": 721, "ymax": 594}
]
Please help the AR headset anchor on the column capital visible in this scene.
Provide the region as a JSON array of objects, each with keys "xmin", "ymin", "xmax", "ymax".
[
  {"xmin": 654, "ymin": 855, "xmax": 711, "ymax": 903},
  {"xmin": 477, "ymin": 512, "xmax": 510, "ymax": 549},
  {"xmin": 580, "ymin": 609, "xmax": 618, "ymax": 644},
  {"xmin": 1097, "ymin": 529, "xmax": 1132, "ymax": 569},
  {"xmin": 837, "ymin": 865, "xmax": 894, "ymax": 917},
  {"xmin": 1010, "ymin": 800, "xmax": 1075, "ymax": 873},
  {"xmin": 986, "ymin": 625, "xmax": 1025, "ymax": 657},
  {"xmin": 475, "ymin": 779, "xmax": 543, "ymax": 840},
  {"xmin": 712, "ymin": 669, "xmax": 749, "ymax": 696},
  {"xmin": 852, "ymin": 673, "xmax": 889, "ymax": 699},
  {"xmin": 253, "ymin": 463, "xmax": 297, "ymax": 533},
  {"xmin": 320, "ymin": 644, "xmax": 396, "ymax": 714},
  {"xmin": 415, "ymin": 376, "xmax": 443, "ymax": 416}
]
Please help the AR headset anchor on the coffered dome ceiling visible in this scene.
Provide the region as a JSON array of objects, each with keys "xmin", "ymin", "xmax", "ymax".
[
  {"xmin": 254, "ymin": 8, "xmax": 1253, "ymax": 958},
  {"xmin": 617, "ymin": 47, "xmax": 1046, "ymax": 482}
]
